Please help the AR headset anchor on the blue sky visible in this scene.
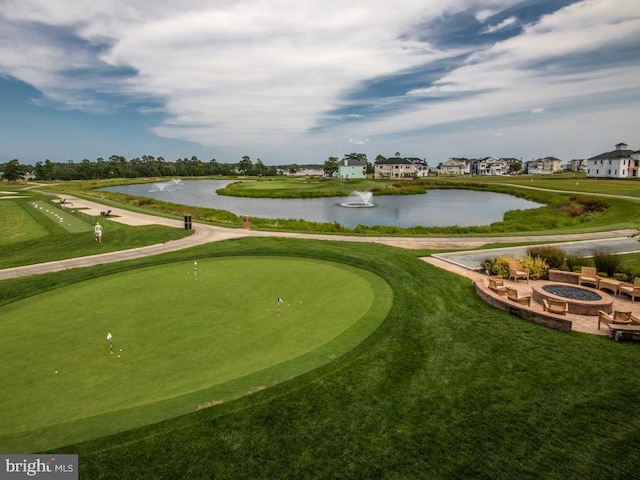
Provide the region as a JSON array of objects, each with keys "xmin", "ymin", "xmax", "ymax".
[{"xmin": 1, "ymin": 0, "xmax": 638, "ymax": 166}]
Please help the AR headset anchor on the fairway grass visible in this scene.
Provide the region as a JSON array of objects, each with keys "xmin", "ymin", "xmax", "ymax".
[
  {"xmin": 0, "ymin": 256, "xmax": 391, "ymax": 452},
  {"xmin": 29, "ymin": 200, "xmax": 94, "ymax": 234},
  {"xmin": 0, "ymin": 199, "xmax": 51, "ymax": 246}
]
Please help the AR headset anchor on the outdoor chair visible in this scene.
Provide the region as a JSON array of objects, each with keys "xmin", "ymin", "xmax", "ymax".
[
  {"xmin": 488, "ymin": 277, "xmax": 507, "ymax": 296},
  {"xmin": 597, "ymin": 310, "xmax": 633, "ymax": 330},
  {"xmin": 101, "ymin": 210, "xmax": 112, "ymax": 217},
  {"xmin": 619, "ymin": 277, "xmax": 640, "ymax": 303},
  {"xmin": 578, "ymin": 266, "xmax": 598, "ymax": 288},
  {"xmin": 506, "ymin": 287, "xmax": 531, "ymax": 307},
  {"xmin": 508, "ymin": 262, "xmax": 529, "ymax": 283},
  {"xmin": 542, "ymin": 298, "xmax": 568, "ymax": 316},
  {"xmin": 597, "ymin": 310, "xmax": 640, "ymax": 341}
]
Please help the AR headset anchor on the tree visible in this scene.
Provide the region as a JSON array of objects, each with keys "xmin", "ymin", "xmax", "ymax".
[
  {"xmin": 344, "ymin": 152, "xmax": 367, "ymax": 162},
  {"xmin": 375, "ymin": 155, "xmax": 387, "ymax": 164},
  {"xmin": 2, "ymin": 159, "xmax": 21, "ymax": 182},
  {"xmin": 34, "ymin": 159, "xmax": 55, "ymax": 181},
  {"xmin": 509, "ymin": 161, "xmax": 523, "ymax": 174},
  {"xmin": 238, "ymin": 156, "xmax": 253, "ymax": 176},
  {"xmin": 288, "ymin": 164, "xmax": 300, "ymax": 174},
  {"xmin": 323, "ymin": 156, "xmax": 339, "ymax": 177}
]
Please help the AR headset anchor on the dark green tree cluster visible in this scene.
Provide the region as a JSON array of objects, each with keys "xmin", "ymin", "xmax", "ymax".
[
  {"xmin": 2, "ymin": 155, "xmax": 279, "ymax": 181},
  {"xmin": 1, "ymin": 159, "xmax": 25, "ymax": 182}
]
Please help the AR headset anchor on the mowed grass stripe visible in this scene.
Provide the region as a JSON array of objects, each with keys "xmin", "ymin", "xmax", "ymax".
[
  {"xmin": 0, "ymin": 256, "xmax": 391, "ymax": 452},
  {"xmin": 30, "ymin": 200, "xmax": 94, "ymax": 233}
]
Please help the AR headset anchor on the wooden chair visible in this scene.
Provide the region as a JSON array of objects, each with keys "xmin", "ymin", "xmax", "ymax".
[
  {"xmin": 508, "ymin": 262, "xmax": 529, "ymax": 283},
  {"xmin": 578, "ymin": 266, "xmax": 598, "ymax": 288},
  {"xmin": 488, "ymin": 277, "xmax": 507, "ymax": 296},
  {"xmin": 542, "ymin": 298, "xmax": 568, "ymax": 316},
  {"xmin": 597, "ymin": 310, "xmax": 640, "ymax": 341},
  {"xmin": 619, "ymin": 277, "xmax": 640, "ymax": 303},
  {"xmin": 597, "ymin": 310, "xmax": 633, "ymax": 330},
  {"xmin": 506, "ymin": 287, "xmax": 531, "ymax": 307}
]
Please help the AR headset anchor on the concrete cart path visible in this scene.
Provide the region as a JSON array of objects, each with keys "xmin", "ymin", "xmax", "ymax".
[{"xmin": 1, "ymin": 193, "xmax": 637, "ymax": 280}]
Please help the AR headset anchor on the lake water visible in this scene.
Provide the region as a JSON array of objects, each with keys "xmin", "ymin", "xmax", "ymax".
[{"xmin": 102, "ymin": 180, "xmax": 542, "ymax": 228}]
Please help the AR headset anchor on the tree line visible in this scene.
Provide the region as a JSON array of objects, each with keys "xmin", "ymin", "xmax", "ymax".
[
  {"xmin": 1, "ymin": 152, "xmax": 381, "ymax": 182},
  {"xmin": 0, "ymin": 155, "xmax": 279, "ymax": 181}
]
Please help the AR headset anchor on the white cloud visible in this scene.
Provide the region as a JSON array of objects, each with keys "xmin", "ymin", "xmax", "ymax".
[
  {"xmin": 483, "ymin": 16, "xmax": 518, "ymax": 34},
  {"xmin": 0, "ymin": 0, "xmax": 639, "ymax": 163}
]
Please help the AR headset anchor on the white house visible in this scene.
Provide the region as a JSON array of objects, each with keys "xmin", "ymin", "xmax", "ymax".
[{"xmin": 586, "ymin": 142, "xmax": 639, "ymax": 179}]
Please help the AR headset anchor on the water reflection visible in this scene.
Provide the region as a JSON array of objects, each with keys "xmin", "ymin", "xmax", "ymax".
[{"xmin": 102, "ymin": 180, "xmax": 542, "ymax": 228}]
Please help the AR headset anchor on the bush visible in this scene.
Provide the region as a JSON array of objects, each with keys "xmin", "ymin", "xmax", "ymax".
[
  {"xmin": 565, "ymin": 255, "xmax": 591, "ymax": 272},
  {"xmin": 481, "ymin": 255, "xmax": 549, "ymax": 280},
  {"xmin": 519, "ymin": 255, "xmax": 549, "ymax": 280},
  {"xmin": 526, "ymin": 245, "xmax": 565, "ymax": 269},
  {"xmin": 569, "ymin": 196, "xmax": 610, "ymax": 213},
  {"xmin": 592, "ymin": 250, "xmax": 622, "ymax": 277}
]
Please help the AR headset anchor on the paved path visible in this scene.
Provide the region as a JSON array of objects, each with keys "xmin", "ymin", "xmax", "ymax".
[{"xmin": 1, "ymin": 193, "xmax": 638, "ymax": 280}]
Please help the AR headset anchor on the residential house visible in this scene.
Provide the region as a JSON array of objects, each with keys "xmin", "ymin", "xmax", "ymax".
[
  {"xmin": 586, "ymin": 142, "xmax": 639, "ymax": 179},
  {"xmin": 405, "ymin": 157, "xmax": 430, "ymax": 177},
  {"xmin": 337, "ymin": 157, "xmax": 367, "ymax": 179},
  {"xmin": 375, "ymin": 157, "xmax": 427, "ymax": 179},
  {"xmin": 525, "ymin": 157, "xmax": 563, "ymax": 174},
  {"xmin": 567, "ymin": 159, "xmax": 587, "ymax": 172},
  {"xmin": 470, "ymin": 157, "xmax": 516, "ymax": 176},
  {"xmin": 440, "ymin": 158, "xmax": 471, "ymax": 175}
]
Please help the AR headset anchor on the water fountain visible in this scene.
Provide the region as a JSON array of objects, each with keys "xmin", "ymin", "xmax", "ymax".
[
  {"xmin": 339, "ymin": 191, "xmax": 375, "ymax": 208},
  {"xmin": 150, "ymin": 178, "xmax": 184, "ymax": 192}
]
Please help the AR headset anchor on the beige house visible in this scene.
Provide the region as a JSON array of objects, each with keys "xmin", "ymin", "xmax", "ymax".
[
  {"xmin": 440, "ymin": 158, "xmax": 471, "ymax": 175},
  {"xmin": 375, "ymin": 157, "xmax": 425, "ymax": 179},
  {"xmin": 525, "ymin": 157, "xmax": 562, "ymax": 174}
]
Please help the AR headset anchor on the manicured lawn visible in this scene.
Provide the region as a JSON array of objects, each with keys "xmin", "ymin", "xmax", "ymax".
[
  {"xmin": 2, "ymin": 179, "xmax": 639, "ymax": 479},
  {"xmin": 0, "ymin": 198, "xmax": 51, "ymax": 246},
  {"xmin": 0, "ymin": 238, "xmax": 637, "ymax": 479},
  {"xmin": 0, "ymin": 196, "xmax": 192, "ymax": 269},
  {"xmin": 29, "ymin": 200, "xmax": 94, "ymax": 233},
  {"xmin": 0, "ymin": 255, "xmax": 391, "ymax": 453}
]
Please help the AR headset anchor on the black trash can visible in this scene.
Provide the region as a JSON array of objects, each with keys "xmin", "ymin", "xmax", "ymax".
[{"xmin": 184, "ymin": 214, "xmax": 192, "ymax": 230}]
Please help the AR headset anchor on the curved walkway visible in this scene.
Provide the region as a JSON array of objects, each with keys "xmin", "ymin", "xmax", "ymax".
[{"xmin": 0, "ymin": 193, "xmax": 637, "ymax": 281}]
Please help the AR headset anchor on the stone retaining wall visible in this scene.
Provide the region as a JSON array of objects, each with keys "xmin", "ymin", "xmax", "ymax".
[
  {"xmin": 547, "ymin": 270, "xmax": 580, "ymax": 284},
  {"xmin": 475, "ymin": 282, "xmax": 573, "ymax": 333}
]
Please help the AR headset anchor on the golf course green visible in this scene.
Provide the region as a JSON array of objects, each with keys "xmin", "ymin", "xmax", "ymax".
[{"xmin": 0, "ymin": 256, "xmax": 392, "ymax": 452}]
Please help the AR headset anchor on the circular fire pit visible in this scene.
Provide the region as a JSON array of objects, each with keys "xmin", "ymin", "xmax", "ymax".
[{"xmin": 532, "ymin": 283, "xmax": 613, "ymax": 315}]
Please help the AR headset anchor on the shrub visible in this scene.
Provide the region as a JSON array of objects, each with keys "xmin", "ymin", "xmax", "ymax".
[
  {"xmin": 592, "ymin": 250, "xmax": 622, "ymax": 277},
  {"xmin": 568, "ymin": 196, "xmax": 610, "ymax": 213},
  {"xmin": 526, "ymin": 245, "xmax": 565, "ymax": 269},
  {"xmin": 519, "ymin": 255, "xmax": 549, "ymax": 280},
  {"xmin": 481, "ymin": 256, "xmax": 510, "ymax": 278},
  {"xmin": 481, "ymin": 255, "xmax": 548, "ymax": 280},
  {"xmin": 565, "ymin": 255, "xmax": 591, "ymax": 272}
]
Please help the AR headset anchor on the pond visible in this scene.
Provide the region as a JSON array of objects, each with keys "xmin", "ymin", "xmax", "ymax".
[{"xmin": 101, "ymin": 180, "xmax": 542, "ymax": 228}]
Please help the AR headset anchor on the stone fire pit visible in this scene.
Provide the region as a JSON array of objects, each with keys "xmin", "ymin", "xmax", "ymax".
[{"xmin": 532, "ymin": 284, "xmax": 613, "ymax": 316}]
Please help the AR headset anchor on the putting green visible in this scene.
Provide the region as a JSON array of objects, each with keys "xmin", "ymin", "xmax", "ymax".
[{"xmin": 0, "ymin": 256, "xmax": 392, "ymax": 452}]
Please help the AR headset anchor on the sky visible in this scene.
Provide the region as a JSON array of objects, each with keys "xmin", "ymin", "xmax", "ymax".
[{"xmin": 1, "ymin": 0, "xmax": 639, "ymax": 166}]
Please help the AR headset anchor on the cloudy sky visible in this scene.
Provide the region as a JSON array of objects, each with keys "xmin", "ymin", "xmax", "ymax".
[{"xmin": 1, "ymin": 0, "xmax": 638, "ymax": 165}]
